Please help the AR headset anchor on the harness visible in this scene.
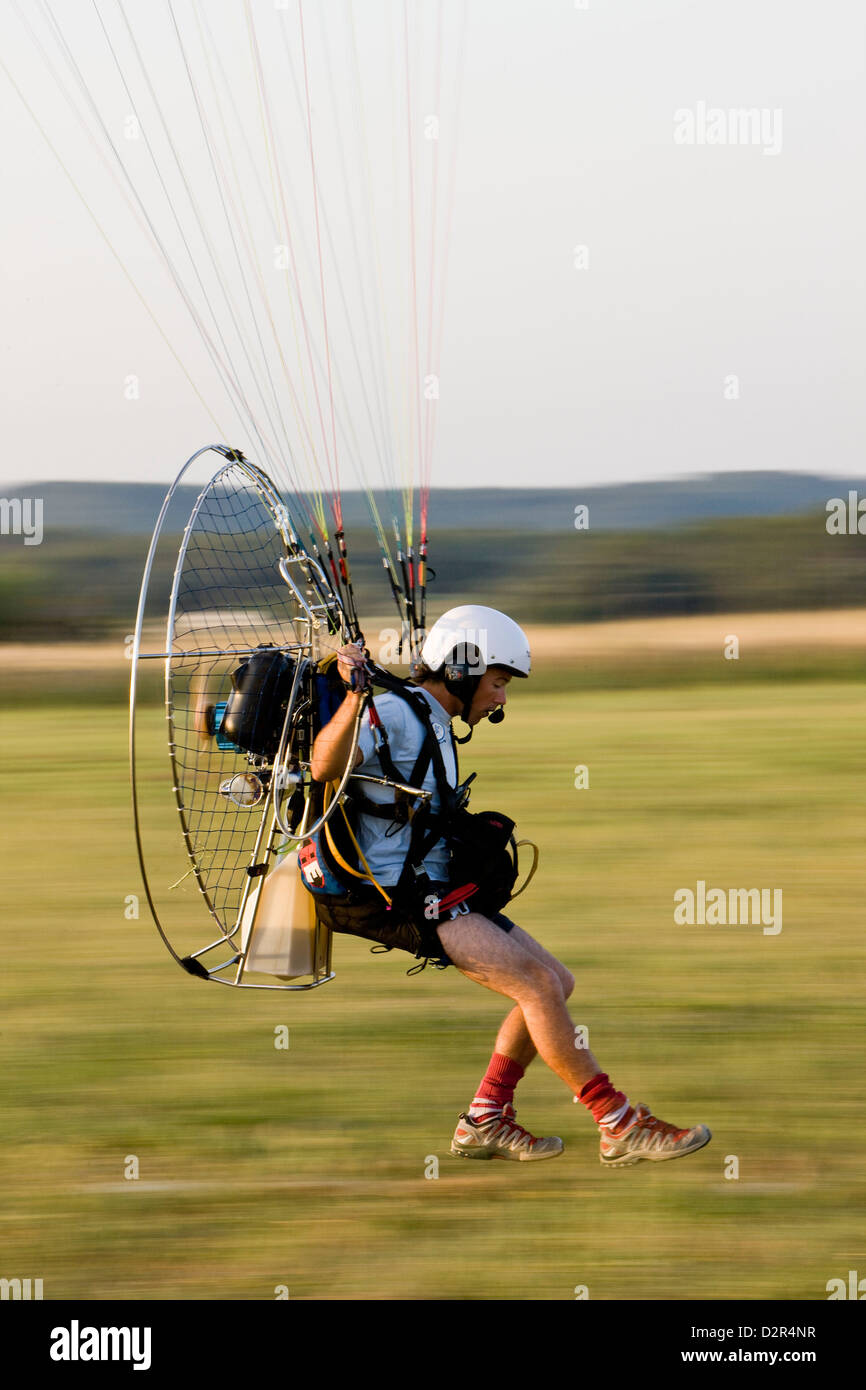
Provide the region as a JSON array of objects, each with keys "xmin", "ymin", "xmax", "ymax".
[
  {"xmin": 299, "ymin": 678, "xmax": 468, "ymax": 906},
  {"xmin": 299, "ymin": 665, "xmax": 537, "ymax": 925},
  {"xmin": 350, "ymin": 682, "xmax": 468, "ymax": 905}
]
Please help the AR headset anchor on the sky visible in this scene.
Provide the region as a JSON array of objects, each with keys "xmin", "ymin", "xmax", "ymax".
[{"xmin": 0, "ymin": 0, "xmax": 863, "ymax": 492}]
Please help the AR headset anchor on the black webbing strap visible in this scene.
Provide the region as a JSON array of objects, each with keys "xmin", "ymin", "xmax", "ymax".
[
  {"xmin": 387, "ymin": 687, "xmax": 459, "ymax": 899},
  {"xmin": 369, "ymin": 691, "xmax": 436, "ymax": 789},
  {"xmin": 352, "ymin": 682, "xmax": 459, "ymax": 899},
  {"xmin": 354, "ymin": 690, "xmax": 438, "ymax": 827}
]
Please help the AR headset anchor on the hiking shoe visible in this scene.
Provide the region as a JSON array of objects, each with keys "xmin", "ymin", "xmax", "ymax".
[
  {"xmin": 599, "ymin": 1103, "xmax": 711, "ymax": 1168},
  {"xmin": 450, "ymin": 1103, "xmax": 564, "ymax": 1161}
]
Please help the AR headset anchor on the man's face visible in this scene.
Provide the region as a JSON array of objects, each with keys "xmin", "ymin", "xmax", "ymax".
[{"xmin": 467, "ymin": 667, "xmax": 513, "ymax": 725}]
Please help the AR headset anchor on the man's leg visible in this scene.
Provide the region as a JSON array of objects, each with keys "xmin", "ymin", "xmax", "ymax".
[
  {"xmin": 437, "ymin": 912, "xmax": 601, "ymax": 1092},
  {"xmin": 465, "ymin": 924, "xmax": 576, "ymax": 1128},
  {"xmin": 439, "ymin": 911, "xmax": 712, "ymax": 1166},
  {"xmin": 457, "ymin": 923, "xmax": 578, "ymax": 1155},
  {"xmin": 488, "ymin": 923, "xmax": 576, "ymax": 1071}
]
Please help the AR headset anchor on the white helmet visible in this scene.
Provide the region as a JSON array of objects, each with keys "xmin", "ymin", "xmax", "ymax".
[{"xmin": 420, "ymin": 605, "xmax": 531, "ymax": 678}]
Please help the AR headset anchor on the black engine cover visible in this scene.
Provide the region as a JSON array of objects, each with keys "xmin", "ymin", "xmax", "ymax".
[{"xmin": 220, "ymin": 646, "xmax": 296, "ymax": 758}]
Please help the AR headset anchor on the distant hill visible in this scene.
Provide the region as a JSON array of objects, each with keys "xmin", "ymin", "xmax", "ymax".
[
  {"xmin": 3, "ymin": 471, "xmax": 865, "ymax": 643},
  {"xmin": 3, "ymin": 472, "xmax": 862, "ymax": 536},
  {"xmin": 2, "ymin": 507, "xmax": 865, "ymax": 643}
]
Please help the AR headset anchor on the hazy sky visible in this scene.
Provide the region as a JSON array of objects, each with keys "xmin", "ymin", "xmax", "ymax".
[{"xmin": 1, "ymin": 0, "xmax": 863, "ymax": 491}]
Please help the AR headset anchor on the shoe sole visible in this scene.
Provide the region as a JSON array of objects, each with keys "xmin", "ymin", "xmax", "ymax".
[
  {"xmin": 450, "ymin": 1143, "xmax": 564, "ymax": 1163},
  {"xmin": 599, "ymin": 1126, "xmax": 712, "ymax": 1169}
]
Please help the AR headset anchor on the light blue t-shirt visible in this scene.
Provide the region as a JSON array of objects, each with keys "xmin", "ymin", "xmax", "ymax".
[{"xmin": 352, "ymin": 687, "xmax": 457, "ymax": 886}]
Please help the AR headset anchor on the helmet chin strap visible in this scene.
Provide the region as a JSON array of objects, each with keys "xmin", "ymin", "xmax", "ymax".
[{"xmin": 450, "ymin": 682, "xmax": 476, "ymax": 744}]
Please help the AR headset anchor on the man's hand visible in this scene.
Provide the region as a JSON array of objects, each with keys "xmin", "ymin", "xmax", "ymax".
[{"xmin": 336, "ymin": 641, "xmax": 371, "ymax": 692}]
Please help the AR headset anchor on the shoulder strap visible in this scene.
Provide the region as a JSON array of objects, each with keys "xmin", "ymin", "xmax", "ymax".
[
  {"xmin": 367, "ymin": 683, "xmax": 461, "ymax": 895},
  {"xmin": 366, "ymin": 682, "xmax": 456, "ymax": 805},
  {"xmin": 401, "ymin": 686, "xmax": 458, "ymax": 790},
  {"xmin": 389, "ymin": 688, "xmax": 462, "ymax": 895},
  {"xmin": 347, "ymin": 674, "xmax": 463, "ymax": 900}
]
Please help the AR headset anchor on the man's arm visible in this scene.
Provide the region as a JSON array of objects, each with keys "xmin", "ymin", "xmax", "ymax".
[
  {"xmin": 309, "ymin": 643, "xmax": 370, "ymax": 782},
  {"xmin": 309, "ymin": 690, "xmax": 365, "ymax": 782}
]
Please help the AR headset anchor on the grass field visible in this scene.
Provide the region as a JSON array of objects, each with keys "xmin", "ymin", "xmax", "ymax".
[{"xmin": 1, "ymin": 626, "xmax": 864, "ymax": 1300}]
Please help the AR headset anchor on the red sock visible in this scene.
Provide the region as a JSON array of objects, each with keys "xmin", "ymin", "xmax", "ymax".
[
  {"xmin": 468, "ymin": 1053, "xmax": 525, "ymax": 1120},
  {"xmin": 576, "ymin": 1072, "xmax": 634, "ymax": 1133}
]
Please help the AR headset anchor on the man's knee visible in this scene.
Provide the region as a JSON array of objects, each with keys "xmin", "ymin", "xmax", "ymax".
[
  {"xmin": 544, "ymin": 962, "xmax": 575, "ymax": 1001},
  {"xmin": 505, "ymin": 922, "xmax": 574, "ymax": 1000},
  {"xmin": 559, "ymin": 966, "xmax": 575, "ymax": 999},
  {"xmin": 520, "ymin": 959, "xmax": 567, "ymax": 1004}
]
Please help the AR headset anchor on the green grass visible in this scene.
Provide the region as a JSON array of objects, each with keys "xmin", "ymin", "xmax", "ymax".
[{"xmin": 1, "ymin": 676, "xmax": 864, "ymax": 1300}]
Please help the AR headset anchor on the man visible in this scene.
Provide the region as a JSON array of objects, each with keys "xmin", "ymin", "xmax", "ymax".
[{"xmin": 310, "ymin": 605, "xmax": 711, "ymax": 1168}]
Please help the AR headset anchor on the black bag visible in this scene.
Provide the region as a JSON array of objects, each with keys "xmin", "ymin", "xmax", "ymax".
[{"xmin": 445, "ymin": 808, "xmax": 519, "ymax": 917}]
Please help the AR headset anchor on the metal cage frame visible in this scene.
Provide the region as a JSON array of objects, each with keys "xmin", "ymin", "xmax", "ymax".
[{"xmin": 129, "ymin": 445, "xmax": 354, "ymax": 991}]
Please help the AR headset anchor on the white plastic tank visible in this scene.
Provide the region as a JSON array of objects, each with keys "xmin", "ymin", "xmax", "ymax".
[{"xmin": 240, "ymin": 847, "xmax": 319, "ymax": 980}]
